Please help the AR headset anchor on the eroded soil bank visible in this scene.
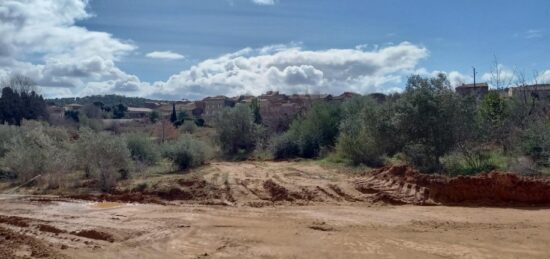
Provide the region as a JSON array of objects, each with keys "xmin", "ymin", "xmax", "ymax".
[{"xmin": 66, "ymin": 162, "xmax": 550, "ymax": 207}]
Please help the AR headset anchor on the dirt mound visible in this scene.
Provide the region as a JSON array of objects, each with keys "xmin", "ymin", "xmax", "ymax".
[
  {"xmin": 38, "ymin": 224, "xmax": 66, "ymax": 234},
  {"xmin": 71, "ymin": 229, "xmax": 115, "ymax": 242},
  {"xmin": 0, "ymin": 226, "xmax": 65, "ymax": 259},
  {"xmin": 263, "ymin": 180, "xmax": 291, "ymax": 201},
  {"xmin": 358, "ymin": 166, "xmax": 550, "ymax": 206},
  {"xmin": 0, "ymin": 215, "xmax": 31, "ymax": 228}
]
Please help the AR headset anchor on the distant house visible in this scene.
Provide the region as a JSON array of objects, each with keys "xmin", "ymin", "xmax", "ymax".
[
  {"xmin": 126, "ymin": 107, "xmax": 153, "ymax": 119},
  {"xmin": 64, "ymin": 103, "xmax": 83, "ymax": 111},
  {"xmin": 47, "ymin": 105, "xmax": 65, "ymax": 120},
  {"xmin": 333, "ymin": 92, "xmax": 361, "ymax": 102},
  {"xmin": 506, "ymin": 84, "xmax": 550, "ymax": 101},
  {"xmin": 455, "ymin": 83, "xmax": 489, "ymax": 99},
  {"xmin": 202, "ymin": 96, "xmax": 235, "ymax": 124}
]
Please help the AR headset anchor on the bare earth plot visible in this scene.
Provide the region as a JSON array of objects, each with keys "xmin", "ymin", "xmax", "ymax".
[{"xmin": 1, "ymin": 161, "xmax": 550, "ymax": 258}]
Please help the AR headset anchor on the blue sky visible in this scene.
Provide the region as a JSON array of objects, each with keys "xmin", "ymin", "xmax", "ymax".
[
  {"xmin": 80, "ymin": 0, "xmax": 549, "ymax": 82},
  {"xmin": 1, "ymin": 0, "xmax": 549, "ymax": 99}
]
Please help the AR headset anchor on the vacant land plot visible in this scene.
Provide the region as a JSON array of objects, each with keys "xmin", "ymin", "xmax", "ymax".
[{"xmin": 1, "ymin": 161, "xmax": 550, "ymax": 258}]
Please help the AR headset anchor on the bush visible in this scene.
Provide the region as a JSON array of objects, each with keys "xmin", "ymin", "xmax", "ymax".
[
  {"xmin": 125, "ymin": 134, "xmax": 160, "ymax": 166},
  {"xmin": 162, "ymin": 135, "xmax": 212, "ymax": 171},
  {"xmin": 336, "ymin": 97, "xmax": 385, "ymax": 166},
  {"xmin": 520, "ymin": 119, "xmax": 550, "ymax": 167},
  {"xmin": 180, "ymin": 120, "xmax": 197, "ymax": 134},
  {"xmin": 216, "ymin": 105, "xmax": 258, "ymax": 158},
  {"xmin": 270, "ymin": 134, "xmax": 300, "ymax": 160},
  {"xmin": 0, "ymin": 124, "xmax": 19, "ymax": 158},
  {"xmin": 271, "ymin": 102, "xmax": 341, "ymax": 159},
  {"xmin": 1, "ymin": 121, "xmax": 73, "ymax": 182},
  {"xmin": 441, "ymin": 149, "xmax": 507, "ymax": 176},
  {"xmin": 75, "ymin": 128, "xmax": 131, "ymax": 192}
]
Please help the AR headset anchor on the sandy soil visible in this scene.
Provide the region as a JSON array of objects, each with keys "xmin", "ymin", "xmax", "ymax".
[{"xmin": 1, "ymin": 161, "xmax": 550, "ymax": 258}]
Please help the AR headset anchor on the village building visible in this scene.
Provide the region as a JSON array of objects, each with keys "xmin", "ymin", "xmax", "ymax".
[
  {"xmin": 64, "ymin": 103, "xmax": 83, "ymax": 111},
  {"xmin": 505, "ymin": 84, "xmax": 550, "ymax": 101},
  {"xmin": 126, "ymin": 107, "xmax": 153, "ymax": 119},
  {"xmin": 47, "ymin": 105, "xmax": 65, "ymax": 120},
  {"xmin": 455, "ymin": 83, "xmax": 489, "ymax": 99}
]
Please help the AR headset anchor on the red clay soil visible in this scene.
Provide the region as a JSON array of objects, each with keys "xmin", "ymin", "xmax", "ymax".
[{"xmin": 365, "ymin": 165, "xmax": 550, "ymax": 206}]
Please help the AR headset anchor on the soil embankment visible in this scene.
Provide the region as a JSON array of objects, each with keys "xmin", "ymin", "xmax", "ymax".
[
  {"xmin": 64, "ymin": 162, "xmax": 550, "ymax": 207},
  {"xmin": 357, "ymin": 166, "xmax": 550, "ymax": 206}
]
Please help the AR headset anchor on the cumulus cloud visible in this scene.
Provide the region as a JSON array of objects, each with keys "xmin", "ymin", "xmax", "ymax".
[
  {"xmin": 252, "ymin": 0, "xmax": 276, "ymax": 5},
  {"xmin": 146, "ymin": 51, "xmax": 185, "ymax": 60},
  {"xmin": 537, "ymin": 71, "xmax": 550, "ymax": 84},
  {"xmin": 0, "ymin": 0, "xmax": 150, "ymax": 97},
  {"xmin": 154, "ymin": 42, "xmax": 429, "ymax": 99}
]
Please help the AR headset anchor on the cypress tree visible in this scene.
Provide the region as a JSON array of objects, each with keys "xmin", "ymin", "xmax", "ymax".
[{"xmin": 170, "ymin": 103, "xmax": 177, "ymax": 124}]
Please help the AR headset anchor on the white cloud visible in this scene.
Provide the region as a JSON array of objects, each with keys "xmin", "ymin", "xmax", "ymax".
[
  {"xmin": 252, "ymin": 0, "xmax": 276, "ymax": 5},
  {"xmin": 154, "ymin": 42, "xmax": 429, "ymax": 99},
  {"xmin": 145, "ymin": 51, "xmax": 185, "ymax": 60},
  {"xmin": 0, "ymin": 0, "xmax": 151, "ymax": 97},
  {"xmin": 536, "ymin": 70, "xmax": 550, "ymax": 84}
]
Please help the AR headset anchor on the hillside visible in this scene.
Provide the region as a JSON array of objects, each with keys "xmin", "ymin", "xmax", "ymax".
[{"xmin": 47, "ymin": 95, "xmax": 165, "ymax": 107}]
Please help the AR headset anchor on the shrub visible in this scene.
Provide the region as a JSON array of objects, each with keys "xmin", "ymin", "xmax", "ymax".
[
  {"xmin": 270, "ymin": 133, "xmax": 299, "ymax": 160},
  {"xmin": 125, "ymin": 134, "xmax": 160, "ymax": 166},
  {"xmin": 216, "ymin": 105, "xmax": 258, "ymax": 158},
  {"xmin": 520, "ymin": 118, "xmax": 550, "ymax": 167},
  {"xmin": 162, "ymin": 135, "xmax": 211, "ymax": 171},
  {"xmin": 272, "ymin": 102, "xmax": 341, "ymax": 159},
  {"xmin": 1, "ymin": 121, "xmax": 73, "ymax": 182},
  {"xmin": 336, "ymin": 97, "xmax": 385, "ymax": 166},
  {"xmin": 0, "ymin": 124, "xmax": 19, "ymax": 158},
  {"xmin": 75, "ymin": 128, "xmax": 131, "ymax": 192},
  {"xmin": 180, "ymin": 120, "xmax": 197, "ymax": 134},
  {"xmin": 441, "ymin": 148, "xmax": 507, "ymax": 176}
]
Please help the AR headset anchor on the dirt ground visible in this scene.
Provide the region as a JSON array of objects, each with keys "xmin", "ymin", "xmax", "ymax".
[{"xmin": 2, "ymin": 161, "xmax": 550, "ymax": 258}]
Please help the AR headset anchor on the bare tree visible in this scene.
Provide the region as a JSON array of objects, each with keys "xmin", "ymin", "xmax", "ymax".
[
  {"xmin": 489, "ymin": 56, "xmax": 512, "ymax": 90},
  {"xmin": 1, "ymin": 74, "xmax": 38, "ymax": 94}
]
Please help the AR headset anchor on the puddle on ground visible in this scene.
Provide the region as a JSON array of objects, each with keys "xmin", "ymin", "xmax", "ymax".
[{"xmin": 89, "ymin": 201, "xmax": 125, "ymax": 209}]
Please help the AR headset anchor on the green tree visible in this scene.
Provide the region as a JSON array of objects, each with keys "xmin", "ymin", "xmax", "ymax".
[
  {"xmin": 112, "ymin": 103, "xmax": 128, "ymax": 119},
  {"xmin": 272, "ymin": 102, "xmax": 342, "ymax": 159},
  {"xmin": 216, "ymin": 105, "xmax": 258, "ymax": 158},
  {"xmin": 149, "ymin": 110, "xmax": 161, "ymax": 123},
  {"xmin": 479, "ymin": 91, "xmax": 510, "ymax": 147},
  {"xmin": 75, "ymin": 128, "xmax": 131, "ymax": 192},
  {"xmin": 250, "ymin": 98, "xmax": 262, "ymax": 124},
  {"xmin": 394, "ymin": 74, "xmax": 463, "ymax": 172},
  {"xmin": 170, "ymin": 103, "xmax": 177, "ymax": 124}
]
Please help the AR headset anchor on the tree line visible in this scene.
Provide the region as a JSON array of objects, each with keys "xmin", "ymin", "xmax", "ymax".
[
  {"xmin": 218, "ymin": 73, "xmax": 549, "ymax": 175},
  {"xmin": 0, "ymin": 75, "xmax": 48, "ymax": 125}
]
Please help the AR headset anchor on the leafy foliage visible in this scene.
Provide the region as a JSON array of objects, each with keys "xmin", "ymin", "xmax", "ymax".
[
  {"xmin": 125, "ymin": 134, "xmax": 161, "ymax": 166},
  {"xmin": 161, "ymin": 135, "xmax": 212, "ymax": 171},
  {"xmin": 216, "ymin": 105, "xmax": 260, "ymax": 158}
]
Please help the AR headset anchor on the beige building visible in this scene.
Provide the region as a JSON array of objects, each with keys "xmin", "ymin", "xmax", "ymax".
[
  {"xmin": 127, "ymin": 107, "xmax": 153, "ymax": 119},
  {"xmin": 455, "ymin": 83, "xmax": 489, "ymax": 99},
  {"xmin": 506, "ymin": 84, "xmax": 550, "ymax": 101}
]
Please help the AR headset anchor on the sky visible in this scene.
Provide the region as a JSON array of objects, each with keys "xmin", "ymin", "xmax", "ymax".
[{"xmin": 0, "ymin": 0, "xmax": 549, "ymax": 100}]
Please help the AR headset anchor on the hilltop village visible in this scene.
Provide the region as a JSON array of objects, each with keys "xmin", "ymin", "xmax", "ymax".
[{"xmin": 49, "ymin": 83, "xmax": 550, "ymax": 132}]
